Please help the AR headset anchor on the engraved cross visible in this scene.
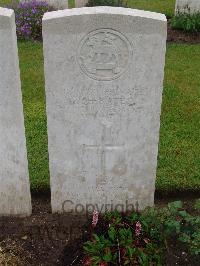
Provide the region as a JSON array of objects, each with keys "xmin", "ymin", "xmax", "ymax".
[{"xmin": 82, "ymin": 125, "xmax": 124, "ymax": 180}]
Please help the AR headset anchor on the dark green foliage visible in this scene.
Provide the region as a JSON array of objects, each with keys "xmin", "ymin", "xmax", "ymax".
[
  {"xmin": 86, "ymin": 0, "xmax": 127, "ymax": 7},
  {"xmin": 83, "ymin": 201, "xmax": 200, "ymax": 265},
  {"xmin": 171, "ymin": 12, "xmax": 200, "ymax": 32}
]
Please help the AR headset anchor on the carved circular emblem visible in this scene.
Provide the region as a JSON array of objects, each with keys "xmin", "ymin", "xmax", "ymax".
[{"xmin": 78, "ymin": 29, "xmax": 131, "ymax": 81}]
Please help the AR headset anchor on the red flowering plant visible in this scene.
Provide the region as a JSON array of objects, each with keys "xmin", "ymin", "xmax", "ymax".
[
  {"xmin": 83, "ymin": 209, "xmax": 165, "ymax": 265},
  {"xmin": 92, "ymin": 210, "xmax": 99, "ymax": 228},
  {"xmin": 82, "ymin": 201, "xmax": 200, "ymax": 265}
]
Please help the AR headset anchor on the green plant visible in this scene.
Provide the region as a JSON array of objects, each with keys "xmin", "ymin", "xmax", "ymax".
[
  {"xmin": 144, "ymin": 201, "xmax": 200, "ymax": 257},
  {"xmin": 171, "ymin": 12, "xmax": 200, "ymax": 32},
  {"xmin": 83, "ymin": 201, "xmax": 200, "ymax": 265},
  {"xmin": 166, "ymin": 201, "xmax": 200, "ymax": 256},
  {"xmin": 195, "ymin": 199, "xmax": 200, "ymax": 210},
  {"xmin": 84, "ymin": 212, "xmax": 165, "ymax": 265}
]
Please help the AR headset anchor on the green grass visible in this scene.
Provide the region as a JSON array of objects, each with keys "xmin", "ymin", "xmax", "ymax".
[
  {"xmin": 157, "ymin": 44, "xmax": 200, "ymax": 192},
  {"xmin": 0, "ymin": 0, "xmax": 18, "ymax": 7},
  {"xmin": 18, "ymin": 42, "xmax": 50, "ymax": 191},
  {"xmin": 127, "ymin": 0, "xmax": 175, "ymax": 17},
  {"xmin": 18, "ymin": 41, "xmax": 200, "ymax": 193},
  {"xmin": 0, "ymin": 0, "xmax": 10, "ymax": 6}
]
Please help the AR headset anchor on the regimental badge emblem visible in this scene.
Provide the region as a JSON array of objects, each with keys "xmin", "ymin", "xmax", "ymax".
[{"xmin": 78, "ymin": 29, "xmax": 132, "ymax": 81}]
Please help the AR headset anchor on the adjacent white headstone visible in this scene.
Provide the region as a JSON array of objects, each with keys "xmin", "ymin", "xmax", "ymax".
[
  {"xmin": 43, "ymin": 7, "xmax": 167, "ymax": 213},
  {"xmin": 47, "ymin": 0, "xmax": 68, "ymax": 9},
  {"xmin": 75, "ymin": 0, "xmax": 88, "ymax": 8},
  {"xmin": 176, "ymin": 0, "xmax": 200, "ymax": 14},
  {"xmin": 20, "ymin": 0, "xmax": 68, "ymax": 10},
  {"xmin": 0, "ymin": 8, "xmax": 31, "ymax": 216}
]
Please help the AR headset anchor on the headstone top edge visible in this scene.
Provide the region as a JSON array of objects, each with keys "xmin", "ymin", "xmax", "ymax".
[
  {"xmin": 0, "ymin": 7, "xmax": 14, "ymax": 18},
  {"xmin": 43, "ymin": 6, "xmax": 166, "ymax": 22}
]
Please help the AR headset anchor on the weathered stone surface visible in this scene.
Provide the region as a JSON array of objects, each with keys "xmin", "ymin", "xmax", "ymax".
[
  {"xmin": 43, "ymin": 7, "xmax": 167, "ymax": 213},
  {"xmin": 75, "ymin": 0, "xmax": 88, "ymax": 8},
  {"xmin": 47, "ymin": 0, "xmax": 68, "ymax": 9},
  {"xmin": 176, "ymin": 0, "xmax": 200, "ymax": 14},
  {"xmin": 0, "ymin": 8, "xmax": 31, "ymax": 216},
  {"xmin": 20, "ymin": 0, "xmax": 68, "ymax": 9}
]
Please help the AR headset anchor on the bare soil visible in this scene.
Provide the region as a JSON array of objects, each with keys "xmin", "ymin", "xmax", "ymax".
[
  {"xmin": 0, "ymin": 194, "xmax": 199, "ymax": 265},
  {"xmin": 167, "ymin": 23, "xmax": 200, "ymax": 44}
]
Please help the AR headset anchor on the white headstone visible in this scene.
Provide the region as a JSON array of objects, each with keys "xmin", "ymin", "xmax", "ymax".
[
  {"xmin": 0, "ymin": 8, "xmax": 31, "ymax": 216},
  {"xmin": 43, "ymin": 7, "xmax": 167, "ymax": 213},
  {"xmin": 47, "ymin": 0, "xmax": 68, "ymax": 9},
  {"xmin": 176, "ymin": 0, "xmax": 200, "ymax": 14},
  {"xmin": 20, "ymin": 0, "xmax": 68, "ymax": 10},
  {"xmin": 75, "ymin": 0, "xmax": 88, "ymax": 8}
]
